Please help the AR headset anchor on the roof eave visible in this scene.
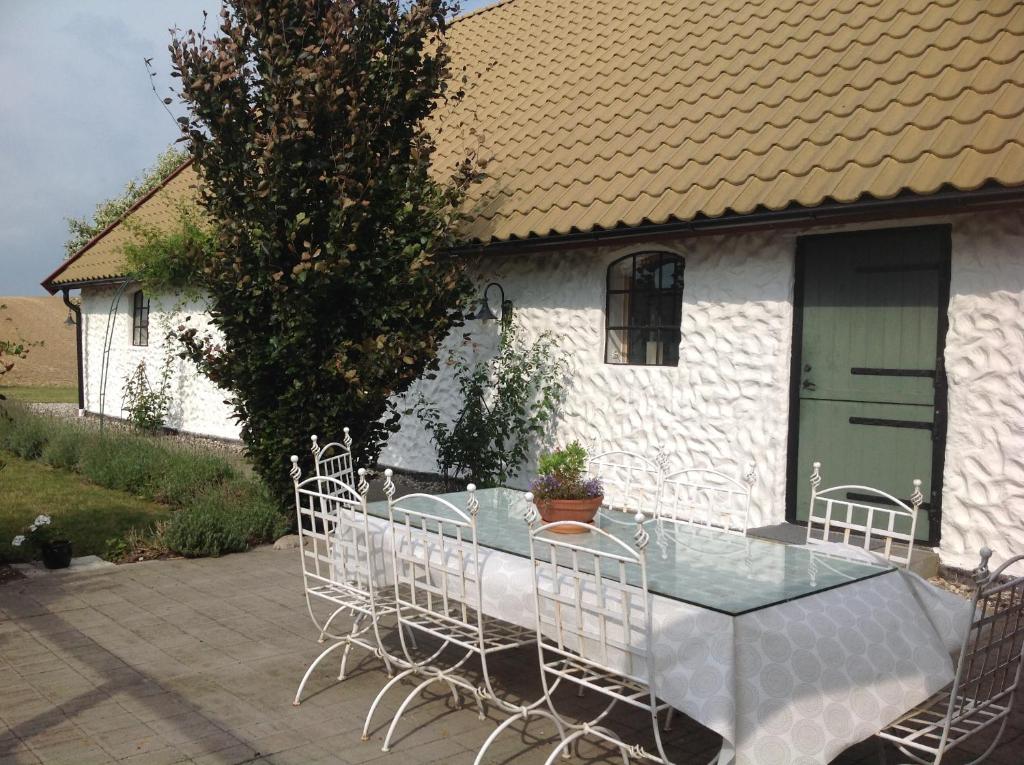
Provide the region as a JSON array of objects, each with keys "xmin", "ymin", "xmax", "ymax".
[{"xmin": 451, "ymin": 183, "xmax": 1024, "ymax": 255}]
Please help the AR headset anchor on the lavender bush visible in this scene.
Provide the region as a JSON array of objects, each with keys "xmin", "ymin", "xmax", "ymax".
[{"xmin": 529, "ymin": 441, "xmax": 603, "ymax": 501}]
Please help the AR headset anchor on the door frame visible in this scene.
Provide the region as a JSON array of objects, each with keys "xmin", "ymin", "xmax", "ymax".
[{"xmin": 783, "ymin": 224, "xmax": 951, "ymax": 546}]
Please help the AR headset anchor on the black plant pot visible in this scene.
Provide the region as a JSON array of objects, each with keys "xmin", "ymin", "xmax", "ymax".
[{"xmin": 41, "ymin": 540, "xmax": 73, "ymax": 570}]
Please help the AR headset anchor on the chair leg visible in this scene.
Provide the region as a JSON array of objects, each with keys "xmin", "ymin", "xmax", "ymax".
[
  {"xmin": 293, "ymin": 640, "xmax": 349, "ymax": 705},
  {"xmin": 663, "ymin": 707, "xmax": 675, "ymax": 732},
  {"xmin": 382, "ymin": 674, "xmax": 452, "ymax": 752},
  {"xmin": 649, "ymin": 706, "xmax": 672, "ymax": 764},
  {"xmin": 543, "ymin": 730, "xmax": 588, "ymax": 765},
  {"xmin": 361, "ymin": 666, "xmax": 418, "ymax": 741}
]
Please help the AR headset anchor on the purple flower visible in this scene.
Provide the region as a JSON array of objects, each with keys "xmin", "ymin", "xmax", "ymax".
[{"xmin": 529, "ymin": 474, "xmax": 603, "ymax": 501}]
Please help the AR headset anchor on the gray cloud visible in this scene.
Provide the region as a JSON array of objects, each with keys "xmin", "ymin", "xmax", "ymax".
[
  {"xmin": 0, "ymin": 0, "xmax": 217, "ymax": 295},
  {"xmin": 0, "ymin": 0, "xmax": 492, "ymax": 296}
]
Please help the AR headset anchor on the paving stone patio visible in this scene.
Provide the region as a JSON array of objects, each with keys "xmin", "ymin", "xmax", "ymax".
[{"xmin": 0, "ymin": 547, "xmax": 1020, "ymax": 764}]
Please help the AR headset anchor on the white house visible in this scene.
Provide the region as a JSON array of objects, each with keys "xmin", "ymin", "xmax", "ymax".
[{"xmin": 43, "ymin": 0, "xmax": 1024, "ymax": 572}]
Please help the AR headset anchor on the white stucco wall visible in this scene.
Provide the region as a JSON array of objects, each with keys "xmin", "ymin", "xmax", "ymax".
[
  {"xmin": 80, "ymin": 285, "xmax": 240, "ymax": 441},
  {"xmin": 940, "ymin": 209, "xmax": 1024, "ymax": 571},
  {"xmin": 380, "ymin": 232, "xmax": 797, "ymax": 529},
  {"xmin": 77, "ymin": 208, "xmax": 1024, "ymax": 569},
  {"xmin": 381, "ymin": 210, "xmax": 1024, "ymax": 568}
]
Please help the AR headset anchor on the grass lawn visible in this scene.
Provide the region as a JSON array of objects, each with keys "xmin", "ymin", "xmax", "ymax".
[
  {"xmin": 0, "ymin": 385, "xmax": 78, "ymax": 403},
  {"xmin": 0, "ymin": 455, "xmax": 171, "ymax": 563}
]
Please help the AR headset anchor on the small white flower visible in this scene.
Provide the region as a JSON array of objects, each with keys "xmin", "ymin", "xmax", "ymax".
[
  {"xmin": 28, "ymin": 525, "xmax": 36, "ymax": 532},
  {"xmin": 12, "ymin": 535, "xmax": 25, "ymax": 547},
  {"xmin": 34, "ymin": 515, "xmax": 51, "ymax": 526}
]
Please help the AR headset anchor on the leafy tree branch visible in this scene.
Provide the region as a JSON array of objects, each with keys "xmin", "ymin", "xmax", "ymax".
[{"xmin": 169, "ymin": 0, "xmax": 483, "ymax": 504}]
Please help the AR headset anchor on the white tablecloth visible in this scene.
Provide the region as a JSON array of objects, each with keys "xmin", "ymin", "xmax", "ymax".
[{"xmin": 358, "ymin": 516, "xmax": 972, "ymax": 765}]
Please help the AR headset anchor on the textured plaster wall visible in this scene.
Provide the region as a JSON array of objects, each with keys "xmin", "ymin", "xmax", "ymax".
[
  {"xmin": 80, "ymin": 286, "xmax": 240, "ymax": 441},
  {"xmin": 75, "ymin": 210, "xmax": 1024, "ymax": 569},
  {"xmin": 940, "ymin": 210, "xmax": 1024, "ymax": 571},
  {"xmin": 380, "ymin": 233, "xmax": 797, "ymax": 529}
]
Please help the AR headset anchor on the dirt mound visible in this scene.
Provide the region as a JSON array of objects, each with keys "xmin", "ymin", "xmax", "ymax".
[{"xmin": 0, "ymin": 296, "xmax": 77, "ymax": 386}]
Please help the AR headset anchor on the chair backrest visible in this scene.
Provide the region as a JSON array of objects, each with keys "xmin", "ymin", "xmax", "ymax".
[
  {"xmin": 290, "ymin": 456, "xmax": 380, "ymax": 603},
  {"xmin": 383, "ymin": 470, "xmax": 484, "ymax": 637},
  {"xmin": 948, "ymin": 548, "xmax": 1024, "ymax": 730},
  {"xmin": 525, "ymin": 496, "xmax": 654, "ymax": 687},
  {"xmin": 587, "ymin": 450, "xmax": 661, "ymax": 516},
  {"xmin": 311, "ymin": 430, "xmax": 354, "ymax": 489},
  {"xmin": 658, "ymin": 465, "xmax": 755, "ymax": 534},
  {"xmin": 805, "ymin": 461, "xmax": 922, "ymax": 568}
]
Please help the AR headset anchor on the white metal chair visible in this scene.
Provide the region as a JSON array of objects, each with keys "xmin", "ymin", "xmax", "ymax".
[
  {"xmin": 588, "ymin": 450, "xmax": 663, "ymax": 523},
  {"xmin": 361, "ymin": 471, "xmax": 537, "ymax": 753},
  {"xmin": 805, "ymin": 461, "xmax": 924, "ymax": 569},
  {"xmin": 525, "ymin": 500, "xmax": 675, "ymax": 764},
  {"xmin": 290, "ymin": 457, "xmax": 399, "ymax": 705},
  {"xmin": 657, "ymin": 464, "xmax": 756, "ymax": 535},
  {"xmin": 877, "ymin": 547, "xmax": 1024, "ymax": 764},
  {"xmin": 311, "ymin": 430, "xmax": 354, "ymax": 488}
]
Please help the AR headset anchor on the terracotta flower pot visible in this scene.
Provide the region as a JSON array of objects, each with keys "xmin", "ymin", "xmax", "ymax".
[
  {"xmin": 534, "ymin": 496, "xmax": 603, "ymax": 533},
  {"xmin": 41, "ymin": 540, "xmax": 72, "ymax": 570}
]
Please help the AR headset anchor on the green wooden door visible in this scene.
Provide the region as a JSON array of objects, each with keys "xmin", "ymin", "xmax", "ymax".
[{"xmin": 788, "ymin": 226, "xmax": 950, "ymax": 543}]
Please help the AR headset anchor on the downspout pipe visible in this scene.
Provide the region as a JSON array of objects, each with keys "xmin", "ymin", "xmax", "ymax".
[{"xmin": 60, "ymin": 288, "xmax": 84, "ymax": 415}]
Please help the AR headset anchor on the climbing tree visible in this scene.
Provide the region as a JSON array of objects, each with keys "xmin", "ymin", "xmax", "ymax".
[{"xmin": 170, "ymin": 0, "xmax": 479, "ymax": 504}]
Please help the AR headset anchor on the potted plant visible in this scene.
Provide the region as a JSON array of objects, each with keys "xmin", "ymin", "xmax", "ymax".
[
  {"xmin": 12, "ymin": 515, "xmax": 72, "ymax": 569},
  {"xmin": 529, "ymin": 441, "xmax": 603, "ymax": 533}
]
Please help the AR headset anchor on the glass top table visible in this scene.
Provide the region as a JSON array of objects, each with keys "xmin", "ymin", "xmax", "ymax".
[{"xmin": 366, "ymin": 487, "xmax": 894, "ymax": 617}]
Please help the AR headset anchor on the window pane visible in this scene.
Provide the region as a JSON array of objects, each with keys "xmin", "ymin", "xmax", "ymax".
[
  {"xmin": 660, "ymin": 259, "xmax": 682, "ymax": 290},
  {"xmin": 604, "ymin": 253, "xmax": 684, "ymax": 367},
  {"xmin": 132, "ymin": 291, "xmax": 149, "ymax": 346},
  {"xmin": 605, "ymin": 329, "xmax": 629, "ymax": 364},
  {"xmin": 607, "ymin": 293, "xmax": 628, "ymax": 327},
  {"xmin": 662, "ymin": 329, "xmax": 681, "ymax": 366},
  {"xmin": 629, "ymin": 291, "xmax": 654, "ymax": 328},
  {"xmin": 628, "ymin": 328, "xmax": 647, "ymax": 365},
  {"xmin": 608, "ymin": 257, "xmax": 633, "ymax": 291},
  {"xmin": 656, "ymin": 293, "xmax": 681, "ymax": 328},
  {"xmin": 634, "ymin": 255, "xmax": 660, "ymax": 290}
]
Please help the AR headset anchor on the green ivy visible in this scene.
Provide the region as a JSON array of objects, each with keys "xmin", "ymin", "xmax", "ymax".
[
  {"xmin": 169, "ymin": 0, "xmax": 481, "ymax": 506},
  {"xmin": 122, "ymin": 204, "xmax": 214, "ymax": 294},
  {"xmin": 413, "ymin": 319, "xmax": 567, "ymax": 487}
]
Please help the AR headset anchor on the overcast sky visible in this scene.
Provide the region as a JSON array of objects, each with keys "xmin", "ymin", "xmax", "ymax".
[{"xmin": 0, "ymin": 0, "xmax": 491, "ymax": 296}]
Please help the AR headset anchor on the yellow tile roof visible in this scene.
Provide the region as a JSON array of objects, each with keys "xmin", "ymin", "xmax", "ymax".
[
  {"xmin": 46, "ymin": 163, "xmax": 200, "ymax": 288},
  {"xmin": 47, "ymin": 0, "xmax": 1024, "ymax": 286},
  {"xmin": 441, "ymin": 0, "xmax": 1024, "ymax": 242}
]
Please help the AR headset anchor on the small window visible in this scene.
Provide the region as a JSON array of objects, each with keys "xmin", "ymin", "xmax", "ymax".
[
  {"xmin": 132, "ymin": 291, "xmax": 150, "ymax": 347},
  {"xmin": 605, "ymin": 252, "xmax": 683, "ymax": 366}
]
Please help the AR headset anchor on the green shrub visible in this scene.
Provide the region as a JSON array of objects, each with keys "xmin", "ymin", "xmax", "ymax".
[
  {"xmin": 79, "ymin": 433, "xmax": 170, "ymax": 495},
  {"xmin": 164, "ymin": 479, "xmax": 287, "ymax": 558},
  {"xmin": 148, "ymin": 449, "xmax": 236, "ymax": 507},
  {"xmin": 0, "ymin": 413, "xmax": 53, "ymax": 460},
  {"xmin": 41, "ymin": 429, "xmax": 84, "ymax": 471},
  {"xmin": 0, "ymin": 404, "xmax": 286, "ymax": 561}
]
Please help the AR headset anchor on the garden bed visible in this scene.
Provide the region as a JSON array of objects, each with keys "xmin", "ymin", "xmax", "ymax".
[{"xmin": 0, "ymin": 402, "xmax": 287, "ymax": 563}]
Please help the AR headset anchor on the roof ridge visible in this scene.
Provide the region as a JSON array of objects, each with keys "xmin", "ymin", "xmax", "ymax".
[{"xmin": 450, "ymin": 0, "xmax": 519, "ymax": 27}]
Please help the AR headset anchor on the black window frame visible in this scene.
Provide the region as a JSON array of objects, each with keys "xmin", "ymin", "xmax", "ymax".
[
  {"xmin": 132, "ymin": 290, "xmax": 150, "ymax": 347},
  {"xmin": 604, "ymin": 251, "xmax": 684, "ymax": 366}
]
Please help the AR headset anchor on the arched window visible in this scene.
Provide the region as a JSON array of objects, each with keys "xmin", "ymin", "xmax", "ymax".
[
  {"xmin": 132, "ymin": 290, "xmax": 150, "ymax": 347},
  {"xmin": 605, "ymin": 252, "xmax": 683, "ymax": 366}
]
